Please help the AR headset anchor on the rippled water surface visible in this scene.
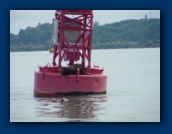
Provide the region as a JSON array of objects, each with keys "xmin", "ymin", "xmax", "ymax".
[{"xmin": 10, "ymin": 48, "xmax": 160, "ymax": 122}]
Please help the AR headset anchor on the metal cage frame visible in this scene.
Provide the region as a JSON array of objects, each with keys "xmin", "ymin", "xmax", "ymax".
[{"xmin": 52, "ymin": 10, "xmax": 93, "ymax": 72}]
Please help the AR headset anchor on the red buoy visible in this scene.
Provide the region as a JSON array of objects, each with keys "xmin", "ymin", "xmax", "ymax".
[{"xmin": 34, "ymin": 10, "xmax": 107, "ymax": 97}]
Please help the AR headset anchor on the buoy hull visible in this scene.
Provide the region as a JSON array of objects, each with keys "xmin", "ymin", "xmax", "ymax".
[{"xmin": 34, "ymin": 71, "xmax": 107, "ymax": 97}]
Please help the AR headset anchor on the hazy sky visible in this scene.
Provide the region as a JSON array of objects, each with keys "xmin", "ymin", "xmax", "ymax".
[{"xmin": 10, "ymin": 10, "xmax": 160, "ymax": 34}]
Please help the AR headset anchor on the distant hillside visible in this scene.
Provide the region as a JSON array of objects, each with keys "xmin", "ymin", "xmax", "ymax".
[{"xmin": 10, "ymin": 18, "xmax": 160, "ymax": 52}]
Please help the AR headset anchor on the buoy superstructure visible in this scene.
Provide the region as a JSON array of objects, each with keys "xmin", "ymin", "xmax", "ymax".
[{"xmin": 34, "ymin": 10, "xmax": 107, "ymax": 97}]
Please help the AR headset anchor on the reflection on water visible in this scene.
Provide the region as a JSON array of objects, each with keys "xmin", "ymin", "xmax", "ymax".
[
  {"xmin": 34, "ymin": 95, "xmax": 107, "ymax": 121},
  {"xmin": 10, "ymin": 49, "xmax": 160, "ymax": 122}
]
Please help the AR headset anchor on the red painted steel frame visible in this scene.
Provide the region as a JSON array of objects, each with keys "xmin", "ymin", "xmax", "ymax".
[
  {"xmin": 53, "ymin": 10, "xmax": 93, "ymax": 72},
  {"xmin": 34, "ymin": 10, "xmax": 107, "ymax": 97}
]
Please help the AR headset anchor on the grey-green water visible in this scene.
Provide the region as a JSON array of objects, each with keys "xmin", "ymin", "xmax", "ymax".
[{"xmin": 10, "ymin": 48, "xmax": 160, "ymax": 122}]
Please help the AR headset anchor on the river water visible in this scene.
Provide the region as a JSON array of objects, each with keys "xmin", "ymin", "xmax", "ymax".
[{"xmin": 10, "ymin": 48, "xmax": 160, "ymax": 122}]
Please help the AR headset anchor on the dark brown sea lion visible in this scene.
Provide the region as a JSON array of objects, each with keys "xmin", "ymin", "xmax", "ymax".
[
  {"xmin": 59, "ymin": 64, "xmax": 86, "ymax": 75},
  {"xmin": 60, "ymin": 98, "xmax": 69, "ymax": 102}
]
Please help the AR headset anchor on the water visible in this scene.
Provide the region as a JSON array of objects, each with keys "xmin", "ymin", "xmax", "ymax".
[{"xmin": 10, "ymin": 48, "xmax": 160, "ymax": 122}]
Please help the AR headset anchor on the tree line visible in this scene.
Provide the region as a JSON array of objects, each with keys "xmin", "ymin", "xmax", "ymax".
[{"xmin": 10, "ymin": 18, "xmax": 160, "ymax": 51}]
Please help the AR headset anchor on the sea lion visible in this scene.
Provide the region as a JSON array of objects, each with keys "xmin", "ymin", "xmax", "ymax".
[
  {"xmin": 60, "ymin": 98, "xmax": 69, "ymax": 102},
  {"xmin": 59, "ymin": 64, "xmax": 86, "ymax": 76}
]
